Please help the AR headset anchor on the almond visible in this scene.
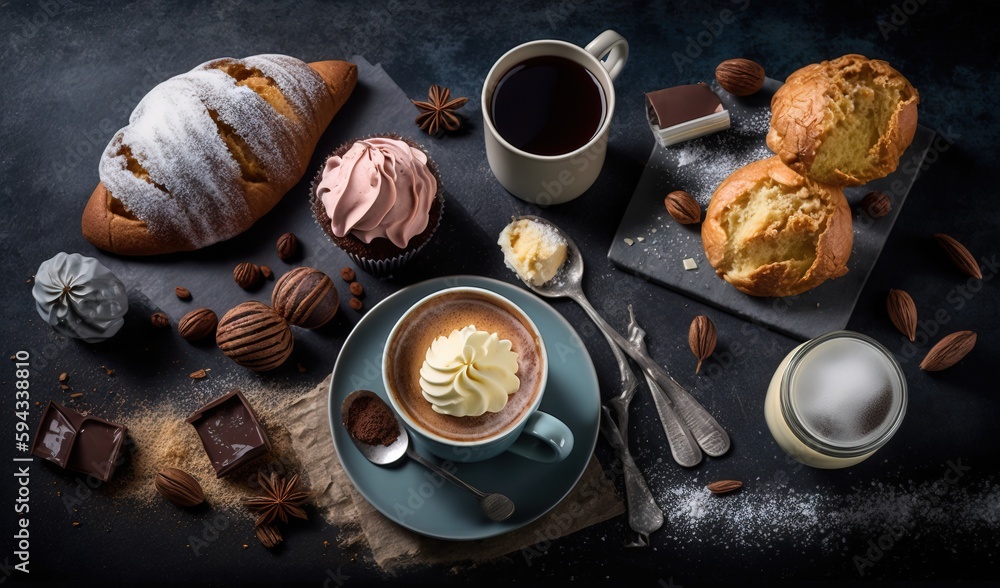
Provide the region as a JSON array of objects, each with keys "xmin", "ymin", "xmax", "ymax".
[
  {"xmin": 688, "ymin": 315, "xmax": 717, "ymax": 374},
  {"xmin": 276, "ymin": 232, "xmax": 299, "ymax": 262},
  {"xmin": 715, "ymin": 58, "xmax": 765, "ymax": 96},
  {"xmin": 707, "ymin": 480, "xmax": 742, "ymax": 495},
  {"xmin": 154, "ymin": 468, "xmax": 205, "ymax": 507},
  {"xmin": 665, "ymin": 190, "xmax": 701, "ymax": 225},
  {"xmin": 887, "ymin": 289, "xmax": 916, "ymax": 342},
  {"xmin": 920, "ymin": 331, "xmax": 976, "ymax": 371},
  {"xmin": 178, "ymin": 308, "xmax": 218, "ymax": 341},
  {"xmin": 175, "ymin": 286, "xmax": 191, "ymax": 300},
  {"xmin": 861, "ymin": 191, "xmax": 891, "ymax": 218},
  {"xmin": 150, "ymin": 312, "xmax": 170, "ymax": 328},
  {"xmin": 933, "ymin": 233, "xmax": 981, "ymax": 279}
]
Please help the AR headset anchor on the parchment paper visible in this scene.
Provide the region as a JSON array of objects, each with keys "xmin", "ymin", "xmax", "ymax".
[{"xmin": 279, "ymin": 375, "xmax": 625, "ymax": 575}]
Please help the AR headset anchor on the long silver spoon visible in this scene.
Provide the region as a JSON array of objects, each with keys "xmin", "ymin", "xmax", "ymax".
[
  {"xmin": 502, "ymin": 219, "xmax": 662, "ymax": 542},
  {"xmin": 508, "ymin": 215, "xmax": 730, "ymax": 458},
  {"xmin": 626, "ymin": 305, "xmax": 702, "ymax": 467},
  {"xmin": 341, "ymin": 390, "xmax": 515, "ymax": 522}
]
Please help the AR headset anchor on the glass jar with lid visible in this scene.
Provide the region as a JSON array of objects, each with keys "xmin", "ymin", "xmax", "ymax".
[{"xmin": 764, "ymin": 331, "xmax": 908, "ymax": 469}]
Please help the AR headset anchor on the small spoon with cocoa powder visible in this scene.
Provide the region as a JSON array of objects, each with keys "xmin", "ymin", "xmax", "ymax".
[{"xmin": 341, "ymin": 390, "xmax": 515, "ymax": 522}]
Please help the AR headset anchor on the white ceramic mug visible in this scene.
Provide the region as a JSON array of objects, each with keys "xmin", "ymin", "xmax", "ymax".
[{"xmin": 482, "ymin": 30, "xmax": 629, "ymax": 205}]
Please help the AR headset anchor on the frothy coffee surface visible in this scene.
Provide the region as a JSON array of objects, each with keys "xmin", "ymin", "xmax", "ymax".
[{"xmin": 387, "ymin": 291, "xmax": 543, "ymax": 442}]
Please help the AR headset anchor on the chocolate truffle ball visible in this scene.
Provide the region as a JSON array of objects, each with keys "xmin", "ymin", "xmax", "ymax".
[
  {"xmin": 216, "ymin": 301, "xmax": 293, "ymax": 371},
  {"xmin": 271, "ymin": 267, "xmax": 339, "ymax": 329}
]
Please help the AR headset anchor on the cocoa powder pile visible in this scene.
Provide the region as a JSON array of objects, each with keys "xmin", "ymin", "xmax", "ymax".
[
  {"xmin": 106, "ymin": 380, "xmax": 308, "ymax": 515},
  {"xmin": 346, "ymin": 396, "xmax": 399, "ymax": 446}
]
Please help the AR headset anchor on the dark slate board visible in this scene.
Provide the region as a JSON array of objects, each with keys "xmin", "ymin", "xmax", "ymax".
[{"xmin": 608, "ymin": 78, "xmax": 935, "ymax": 341}]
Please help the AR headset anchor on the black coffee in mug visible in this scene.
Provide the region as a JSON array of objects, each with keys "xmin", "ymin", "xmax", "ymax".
[{"xmin": 490, "ymin": 55, "xmax": 607, "ymax": 156}]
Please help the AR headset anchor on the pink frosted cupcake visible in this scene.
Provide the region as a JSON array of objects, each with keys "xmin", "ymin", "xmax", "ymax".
[{"xmin": 311, "ymin": 135, "xmax": 443, "ymax": 277}]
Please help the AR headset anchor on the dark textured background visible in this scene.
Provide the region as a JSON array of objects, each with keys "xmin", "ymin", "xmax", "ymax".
[{"xmin": 1, "ymin": 0, "xmax": 997, "ymax": 585}]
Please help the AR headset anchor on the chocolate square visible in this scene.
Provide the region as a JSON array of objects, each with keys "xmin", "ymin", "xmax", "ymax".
[
  {"xmin": 645, "ymin": 82, "xmax": 725, "ymax": 128},
  {"xmin": 643, "ymin": 82, "xmax": 731, "ymax": 148},
  {"xmin": 30, "ymin": 401, "xmax": 127, "ymax": 482},
  {"xmin": 186, "ymin": 389, "xmax": 271, "ymax": 478}
]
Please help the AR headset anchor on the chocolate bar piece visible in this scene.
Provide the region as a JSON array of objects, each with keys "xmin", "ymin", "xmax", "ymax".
[
  {"xmin": 186, "ymin": 389, "xmax": 271, "ymax": 478},
  {"xmin": 645, "ymin": 83, "xmax": 730, "ymax": 148},
  {"xmin": 30, "ymin": 401, "xmax": 127, "ymax": 482}
]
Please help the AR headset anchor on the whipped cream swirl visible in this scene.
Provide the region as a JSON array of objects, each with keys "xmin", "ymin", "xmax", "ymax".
[
  {"xmin": 419, "ymin": 325, "xmax": 520, "ymax": 417},
  {"xmin": 317, "ymin": 137, "xmax": 437, "ymax": 249}
]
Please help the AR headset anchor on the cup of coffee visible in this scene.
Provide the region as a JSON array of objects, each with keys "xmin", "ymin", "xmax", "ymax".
[
  {"xmin": 383, "ymin": 287, "xmax": 573, "ymax": 463},
  {"xmin": 482, "ymin": 30, "xmax": 628, "ymax": 205}
]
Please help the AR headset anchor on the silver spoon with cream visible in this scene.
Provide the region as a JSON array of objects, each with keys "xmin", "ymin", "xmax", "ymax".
[{"xmin": 499, "ymin": 215, "xmax": 729, "ymax": 459}]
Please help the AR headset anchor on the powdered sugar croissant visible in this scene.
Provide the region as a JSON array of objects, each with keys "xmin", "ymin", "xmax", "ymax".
[{"xmin": 82, "ymin": 55, "xmax": 357, "ymax": 255}]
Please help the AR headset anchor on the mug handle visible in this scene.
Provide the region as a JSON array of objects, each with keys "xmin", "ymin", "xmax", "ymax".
[
  {"xmin": 507, "ymin": 411, "xmax": 574, "ymax": 463},
  {"xmin": 585, "ymin": 30, "xmax": 628, "ymax": 81}
]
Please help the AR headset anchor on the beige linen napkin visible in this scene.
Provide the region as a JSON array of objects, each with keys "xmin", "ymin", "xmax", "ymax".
[{"xmin": 279, "ymin": 375, "xmax": 625, "ymax": 574}]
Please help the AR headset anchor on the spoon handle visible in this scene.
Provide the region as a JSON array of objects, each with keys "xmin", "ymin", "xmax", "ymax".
[
  {"xmin": 405, "ymin": 447, "xmax": 486, "ymax": 500},
  {"xmin": 582, "ymin": 292, "xmax": 664, "ymax": 539},
  {"xmin": 568, "ymin": 290, "xmax": 731, "ymax": 458},
  {"xmin": 593, "ymin": 306, "xmax": 641, "ymax": 439},
  {"xmin": 640, "ymin": 358, "xmax": 730, "ymax": 457},
  {"xmin": 600, "ymin": 406, "xmax": 664, "ymax": 542},
  {"xmin": 644, "ymin": 378, "xmax": 703, "ymax": 467},
  {"xmin": 626, "ymin": 307, "xmax": 702, "ymax": 467}
]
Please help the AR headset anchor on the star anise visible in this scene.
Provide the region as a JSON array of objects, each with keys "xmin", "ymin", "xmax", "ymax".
[
  {"xmin": 411, "ymin": 84, "xmax": 469, "ymax": 135},
  {"xmin": 241, "ymin": 472, "xmax": 310, "ymax": 527}
]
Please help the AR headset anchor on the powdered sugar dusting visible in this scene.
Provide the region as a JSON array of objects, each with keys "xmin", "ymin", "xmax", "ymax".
[
  {"xmin": 650, "ymin": 467, "xmax": 999, "ymax": 558},
  {"xmin": 245, "ymin": 54, "xmax": 329, "ymax": 134},
  {"xmin": 198, "ymin": 71, "xmax": 298, "ymax": 188},
  {"xmin": 612, "ymin": 97, "xmax": 775, "ymax": 271},
  {"xmin": 114, "ymin": 70, "xmax": 253, "ymax": 247},
  {"xmin": 659, "ymin": 107, "xmax": 773, "ymax": 206},
  {"xmin": 99, "ymin": 55, "xmax": 330, "ymax": 249}
]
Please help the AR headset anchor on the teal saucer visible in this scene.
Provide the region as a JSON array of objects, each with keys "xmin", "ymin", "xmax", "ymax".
[{"xmin": 327, "ymin": 275, "xmax": 600, "ymax": 540}]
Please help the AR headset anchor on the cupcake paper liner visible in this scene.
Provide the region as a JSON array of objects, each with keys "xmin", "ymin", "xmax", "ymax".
[{"xmin": 310, "ymin": 133, "xmax": 444, "ymax": 278}]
